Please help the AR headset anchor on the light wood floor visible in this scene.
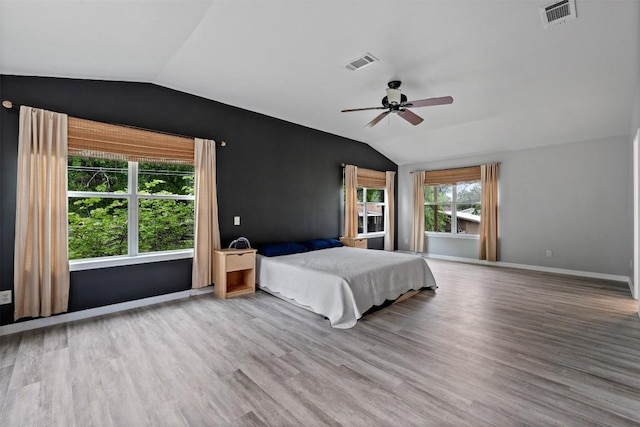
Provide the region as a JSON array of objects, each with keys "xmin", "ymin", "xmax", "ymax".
[{"xmin": 2, "ymin": 259, "xmax": 640, "ymax": 426}]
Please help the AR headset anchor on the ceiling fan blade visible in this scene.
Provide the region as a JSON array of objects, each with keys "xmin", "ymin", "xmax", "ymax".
[
  {"xmin": 341, "ymin": 106, "xmax": 386, "ymax": 113},
  {"xmin": 398, "ymin": 109, "xmax": 424, "ymax": 126},
  {"xmin": 405, "ymin": 96, "xmax": 453, "ymax": 108},
  {"xmin": 365, "ymin": 111, "xmax": 390, "ymax": 128}
]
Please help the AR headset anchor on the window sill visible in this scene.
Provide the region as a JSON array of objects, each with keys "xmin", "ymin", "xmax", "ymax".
[
  {"xmin": 69, "ymin": 249, "xmax": 193, "ymax": 271},
  {"xmin": 358, "ymin": 232, "xmax": 385, "ymax": 238},
  {"xmin": 425, "ymin": 232, "xmax": 479, "ymax": 240}
]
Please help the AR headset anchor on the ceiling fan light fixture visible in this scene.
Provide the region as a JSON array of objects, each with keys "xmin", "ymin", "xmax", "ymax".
[{"xmin": 386, "ymin": 88, "xmax": 402, "ymax": 105}]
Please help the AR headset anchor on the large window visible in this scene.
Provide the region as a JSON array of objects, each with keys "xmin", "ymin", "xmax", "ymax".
[
  {"xmin": 68, "ymin": 156, "xmax": 195, "ymax": 261},
  {"xmin": 357, "ymin": 187, "xmax": 386, "ymax": 235},
  {"xmin": 424, "ymin": 181, "xmax": 481, "ymax": 235}
]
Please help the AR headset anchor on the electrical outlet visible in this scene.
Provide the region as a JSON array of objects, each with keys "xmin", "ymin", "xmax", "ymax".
[
  {"xmin": 0, "ymin": 290, "xmax": 12, "ymax": 305},
  {"xmin": 546, "ymin": 250, "xmax": 553, "ymax": 257}
]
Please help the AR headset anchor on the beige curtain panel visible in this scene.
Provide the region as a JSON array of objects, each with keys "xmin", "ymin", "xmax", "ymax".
[
  {"xmin": 68, "ymin": 117, "xmax": 194, "ymax": 164},
  {"xmin": 479, "ymin": 163, "xmax": 499, "ymax": 261},
  {"xmin": 384, "ymin": 171, "xmax": 395, "ymax": 251},
  {"xmin": 192, "ymin": 138, "xmax": 222, "ymax": 288},
  {"xmin": 14, "ymin": 106, "xmax": 70, "ymax": 320},
  {"xmin": 344, "ymin": 164, "xmax": 358, "ymax": 238},
  {"xmin": 410, "ymin": 171, "xmax": 426, "ymax": 252}
]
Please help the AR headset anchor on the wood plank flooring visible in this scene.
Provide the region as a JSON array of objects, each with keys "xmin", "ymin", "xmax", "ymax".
[{"xmin": 1, "ymin": 259, "xmax": 640, "ymax": 426}]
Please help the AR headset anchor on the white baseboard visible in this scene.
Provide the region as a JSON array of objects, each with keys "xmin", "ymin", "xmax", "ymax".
[
  {"xmin": 0, "ymin": 287, "xmax": 214, "ymax": 337},
  {"xmin": 419, "ymin": 253, "xmax": 633, "ymax": 287}
]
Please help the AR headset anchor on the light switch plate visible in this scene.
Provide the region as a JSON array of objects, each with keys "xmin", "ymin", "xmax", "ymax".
[{"xmin": 234, "ymin": 216, "xmax": 241, "ymax": 226}]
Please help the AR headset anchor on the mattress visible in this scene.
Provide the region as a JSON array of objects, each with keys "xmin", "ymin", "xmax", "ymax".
[{"xmin": 256, "ymin": 247, "xmax": 437, "ymax": 328}]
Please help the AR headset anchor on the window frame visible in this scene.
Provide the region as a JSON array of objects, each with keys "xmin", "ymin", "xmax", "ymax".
[
  {"xmin": 424, "ymin": 181, "xmax": 481, "ymax": 236},
  {"xmin": 68, "ymin": 160, "xmax": 195, "ymax": 271},
  {"xmin": 357, "ymin": 187, "xmax": 386, "ymax": 238}
]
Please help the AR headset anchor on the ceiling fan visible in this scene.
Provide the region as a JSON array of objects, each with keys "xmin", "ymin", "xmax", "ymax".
[{"xmin": 341, "ymin": 80, "xmax": 453, "ymax": 128}]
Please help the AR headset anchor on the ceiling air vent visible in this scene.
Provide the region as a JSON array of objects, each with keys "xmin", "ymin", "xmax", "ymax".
[
  {"xmin": 345, "ymin": 52, "xmax": 378, "ymax": 71},
  {"xmin": 540, "ymin": 0, "xmax": 577, "ymax": 28}
]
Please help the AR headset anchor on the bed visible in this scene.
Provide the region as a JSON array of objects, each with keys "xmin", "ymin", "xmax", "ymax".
[{"xmin": 255, "ymin": 245, "xmax": 437, "ymax": 328}]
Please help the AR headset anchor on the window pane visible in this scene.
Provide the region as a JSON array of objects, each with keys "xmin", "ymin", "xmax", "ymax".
[
  {"xmin": 437, "ymin": 185, "xmax": 453, "ymax": 203},
  {"xmin": 138, "ymin": 199, "xmax": 195, "ymax": 253},
  {"xmin": 457, "ymin": 182, "xmax": 481, "ymax": 203},
  {"xmin": 455, "ymin": 203, "xmax": 481, "ymax": 235},
  {"xmin": 424, "ymin": 186, "xmax": 435, "ymax": 203},
  {"xmin": 68, "ymin": 156, "xmax": 128, "ymax": 192},
  {"xmin": 366, "ymin": 204, "xmax": 385, "ymax": 232},
  {"xmin": 138, "ymin": 162, "xmax": 194, "ymax": 196},
  {"xmin": 357, "ymin": 204, "xmax": 364, "ymax": 234},
  {"xmin": 68, "ymin": 197, "xmax": 128, "ymax": 259},
  {"xmin": 424, "ymin": 204, "xmax": 452, "ymax": 232},
  {"xmin": 366, "ymin": 189, "xmax": 384, "ymax": 202},
  {"xmin": 357, "ymin": 188, "xmax": 364, "ymax": 202}
]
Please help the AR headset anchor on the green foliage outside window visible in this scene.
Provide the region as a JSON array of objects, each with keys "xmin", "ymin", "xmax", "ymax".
[
  {"xmin": 357, "ymin": 187, "xmax": 384, "ymax": 202},
  {"xmin": 424, "ymin": 182, "xmax": 481, "ymax": 233},
  {"xmin": 68, "ymin": 198, "xmax": 129, "ymax": 259},
  {"xmin": 424, "ymin": 205, "xmax": 451, "ymax": 232},
  {"xmin": 424, "ymin": 185, "xmax": 452, "ymax": 232},
  {"xmin": 68, "ymin": 156, "xmax": 194, "ymax": 260}
]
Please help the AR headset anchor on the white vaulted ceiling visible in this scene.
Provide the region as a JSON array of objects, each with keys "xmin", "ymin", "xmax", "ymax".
[{"xmin": 1, "ymin": 0, "xmax": 638, "ymax": 164}]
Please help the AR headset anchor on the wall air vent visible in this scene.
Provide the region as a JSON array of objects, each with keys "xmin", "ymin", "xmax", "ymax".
[
  {"xmin": 540, "ymin": 0, "xmax": 577, "ymax": 28},
  {"xmin": 345, "ymin": 52, "xmax": 378, "ymax": 71}
]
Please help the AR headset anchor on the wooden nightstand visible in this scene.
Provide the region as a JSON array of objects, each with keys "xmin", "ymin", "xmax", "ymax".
[
  {"xmin": 213, "ymin": 248, "xmax": 257, "ymax": 299},
  {"xmin": 340, "ymin": 236, "xmax": 368, "ymax": 249}
]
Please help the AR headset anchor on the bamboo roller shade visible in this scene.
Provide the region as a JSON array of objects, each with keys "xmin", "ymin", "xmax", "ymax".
[
  {"xmin": 68, "ymin": 117, "xmax": 194, "ymax": 164},
  {"xmin": 424, "ymin": 166, "xmax": 481, "ymax": 186},
  {"xmin": 356, "ymin": 167, "xmax": 387, "ymax": 188}
]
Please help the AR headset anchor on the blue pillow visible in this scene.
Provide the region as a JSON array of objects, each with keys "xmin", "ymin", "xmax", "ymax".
[
  {"xmin": 258, "ymin": 242, "xmax": 308, "ymax": 257},
  {"xmin": 299, "ymin": 239, "xmax": 332, "ymax": 251},
  {"xmin": 324, "ymin": 238, "xmax": 344, "ymax": 248},
  {"xmin": 299, "ymin": 238, "xmax": 344, "ymax": 251}
]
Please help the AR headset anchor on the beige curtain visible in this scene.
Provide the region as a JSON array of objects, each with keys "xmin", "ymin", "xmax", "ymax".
[
  {"xmin": 480, "ymin": 163, "xmax": 499, "ymax": 261},
  {"xmin": 410, "ymin": 171, "xmax": 426, "ymax": 252},
  {"xmin": 344, "ymin": 164, "xmax": 358, "ymax": 237},
  {"xmin": 14, "ymin": 106, "xmax": 70, "ymax": 320},
  {"xmin": 192, "ymin": 138, "xmax": 221, "ymax": 288},
  {"xmin": 384, "ymin": 171, "xmax": 395, "ymax": 251}
]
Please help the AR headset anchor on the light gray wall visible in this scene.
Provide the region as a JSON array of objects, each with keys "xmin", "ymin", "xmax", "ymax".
[
  {"xmin": 423, "ymin": 235, "xmax": 479, "ymax": 259},
  {"xmin": 398, "ymin": 136, "xmax": 633, "ymax": 277},
  {"xmin": 631, "ymin": 60, "xmax": 640, "ymax": 299}
]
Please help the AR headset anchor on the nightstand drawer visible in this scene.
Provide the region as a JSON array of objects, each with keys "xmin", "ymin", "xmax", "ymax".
[
  {"xmin": 226, "ymin": 252, "xmax": 255, "ymax": 272},
  {"xmin": 340, "ymin": 236, "xmax": 368, "ymax": 249}
]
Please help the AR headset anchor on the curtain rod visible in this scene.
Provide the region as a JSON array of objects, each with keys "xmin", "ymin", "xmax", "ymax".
[
  {"xmin": 2, "ymin": 100, "xmax": 228, "ymax": 147},
  {"xmin": 410, "ymin": 162, "xmax": 501, "ymax": 173}
]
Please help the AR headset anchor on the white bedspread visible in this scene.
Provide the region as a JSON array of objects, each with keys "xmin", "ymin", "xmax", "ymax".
[{"xmin": 256, "ymin": 247, "xmax": 436, "ymax": 329}]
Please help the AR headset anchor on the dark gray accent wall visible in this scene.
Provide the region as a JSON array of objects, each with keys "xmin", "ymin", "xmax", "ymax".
[{"xmin": 0, "ymin": 75, "xmax": 396, "ymax": 326}]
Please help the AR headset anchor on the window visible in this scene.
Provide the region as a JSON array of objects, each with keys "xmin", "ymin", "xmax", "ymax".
[
  {"xmin": 424, "ymin": 181, "xmax": 481, "ymax": 235},
  {"xmin": 357, "ymin": 187, "xmax": 386, "ymax": 235},
  {"xmin": 68, "ymin": 156, "xmax": 195, "ymax": 262}
]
